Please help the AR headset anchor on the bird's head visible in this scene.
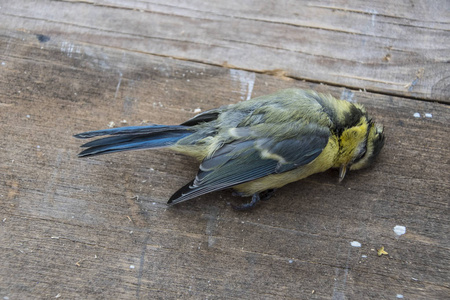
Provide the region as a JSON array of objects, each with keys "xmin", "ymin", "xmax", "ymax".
[{"xmin": 336, "ymin": 116, "xmax": 385, "ymax": 181}]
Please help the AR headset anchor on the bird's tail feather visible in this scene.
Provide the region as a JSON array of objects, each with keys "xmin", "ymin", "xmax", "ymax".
[{"xmin": 74, "ymin": 125, "xmax": 192, "ymax": 157}]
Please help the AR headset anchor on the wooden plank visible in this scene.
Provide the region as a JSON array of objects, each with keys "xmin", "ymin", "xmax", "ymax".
[
  {"xmin": 1, "ymin": 30, "xmax": 449, "ymax": 299},
  {"xmin": 1, "ymin": 0, "xmax": 449, "ymax": 101}
]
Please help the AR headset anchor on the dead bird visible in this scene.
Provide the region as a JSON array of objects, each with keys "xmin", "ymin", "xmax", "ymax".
[{"xmin": 75, "ymin": 89, "xmax": 385, "ymax": 210}]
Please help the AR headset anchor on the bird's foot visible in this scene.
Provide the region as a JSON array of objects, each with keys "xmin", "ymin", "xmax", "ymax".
[
  {"xmin": 260, "ymin": 189, "xmax": 277, "ymax": 201},
  {"xmin": 231, "ymin": 189, "xmax": 278, "ymax": 211},
  {"xmin": 231, "ymin": 193, "xmax": 261, "ymax": 211},
  {"xmin": 231, "ymin": 191, "xmax": 246, "ymax": 197}
]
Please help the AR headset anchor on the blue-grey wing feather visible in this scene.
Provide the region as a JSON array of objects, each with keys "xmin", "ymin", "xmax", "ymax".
[{"xmin": 169, "ymin": 126, "xmax": 330, "ymax": 204}]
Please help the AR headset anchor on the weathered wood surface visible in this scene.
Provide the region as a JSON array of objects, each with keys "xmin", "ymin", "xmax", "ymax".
[
  {"xmin": 0, "ymin": 1, "xmax": 449, "ymax": 299},
  {"xmin": 1, "ymin": 0, "xmax": 449, "ymax": 102}
]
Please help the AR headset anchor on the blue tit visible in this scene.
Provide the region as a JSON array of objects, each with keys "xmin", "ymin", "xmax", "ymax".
[{"xmin": 75, "ymin": 89, "xmax": 385, "ymax": 209}]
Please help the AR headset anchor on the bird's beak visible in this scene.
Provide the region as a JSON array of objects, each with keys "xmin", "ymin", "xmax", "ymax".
[{"xmin": 339, "ymin": 164, "xmax": 348, "ymax": 182}]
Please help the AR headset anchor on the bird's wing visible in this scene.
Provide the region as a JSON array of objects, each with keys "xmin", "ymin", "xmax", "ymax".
[{"xmin": 168, "ymin": 126, "xmax": 330, "ymax": 204}]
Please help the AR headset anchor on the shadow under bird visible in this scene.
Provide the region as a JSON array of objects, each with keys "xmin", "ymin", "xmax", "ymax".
[{"xmin": 75, "ymin": 89, "xmax": 385, "ymax": 210}]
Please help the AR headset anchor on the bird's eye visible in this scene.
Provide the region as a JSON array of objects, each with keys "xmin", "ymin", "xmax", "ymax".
[{"xmin": 353, "ymin": 146, "xmax": 367, "ymax": 163}]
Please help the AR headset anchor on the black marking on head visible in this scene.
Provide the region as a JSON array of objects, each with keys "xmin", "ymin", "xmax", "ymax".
[
  {"xmin": 352, "ymin": 120, "xmax": 372, "ymax": 165},
  {"xmin": 344, "ymin": 105, "xmax": 364, "ymax": 127},
  {"xmin": 352, "ymin": 145, "xmax": 367, "ymax": 165},
  {"xmin": 334, "ymin": 105, "xmax": 367, "ymax": 137},
  {"xmin": 307, "ymin": 92, "xmax": 366, "ymax": 137},
  {"xmin": 350, "ymin": 122, "xmax": 385, "ymax": 171},
  {"xmin": 367, "ymin": 130, "xmax": 385, "ymax": 165}
]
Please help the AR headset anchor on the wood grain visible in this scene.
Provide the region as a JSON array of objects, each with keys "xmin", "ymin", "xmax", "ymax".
[
  {"xmin": 1, "ymin": 30, "xmax": 449, "ymax": 299},
  {"xmin": 1, "ymin": 0, "xmax": 449, "ymax": 101}
]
